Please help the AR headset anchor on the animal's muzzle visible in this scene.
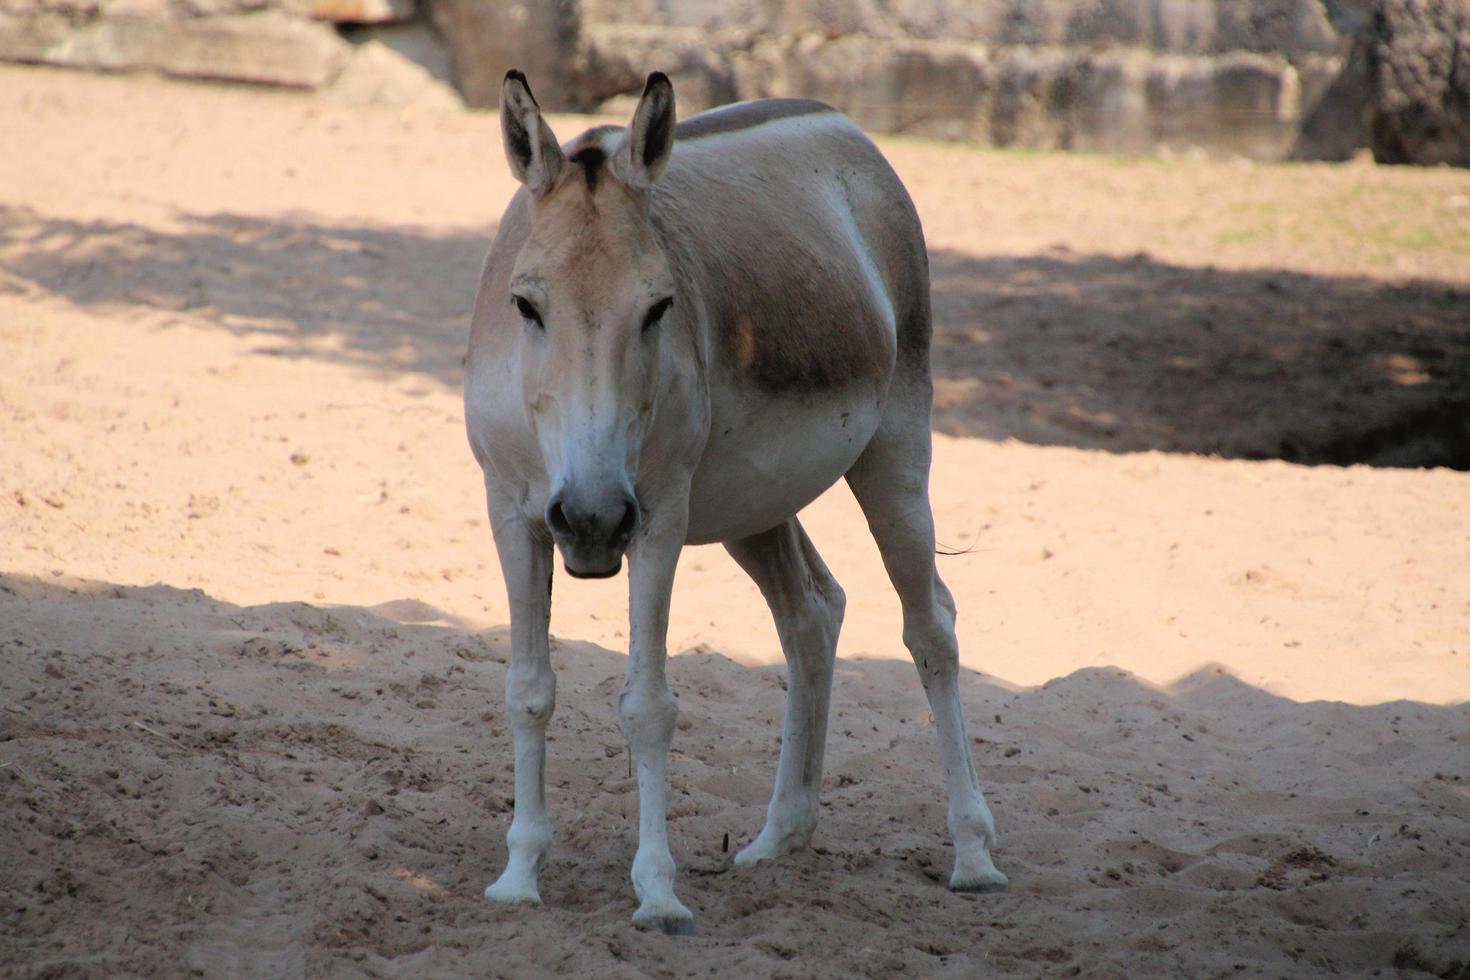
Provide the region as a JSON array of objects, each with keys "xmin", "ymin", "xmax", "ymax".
[{"xmin": 546, "ymin": 487, "xmax": 640, "ymax": 578}]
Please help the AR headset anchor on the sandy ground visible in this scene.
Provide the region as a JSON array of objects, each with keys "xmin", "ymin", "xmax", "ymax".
[{"xmin": 2, "ymin": 66, "xmax": 1469, "ymax": 977}]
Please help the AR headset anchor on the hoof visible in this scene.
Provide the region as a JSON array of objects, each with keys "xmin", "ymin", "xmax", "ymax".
[
  {"xmin": 484, "ymin": 878, "xmax": 541, "ymax": 905},
  {"xmin": 951, "ymin": 876, "xmax": 1009, "ymax": 894},
  {"xmin": 733, "ymin": 824, "xmax": 812, "ymax": 866},
  {"xmin": 732, "ymin": 841, "xmax": 775, "ymax": 867},
  {"xmin": 637, "ymin": 914, "xmax": 695, "ymax": 936},
  {"xmin": 951, "ymin": 845, "xmax": 1008, "ymax": 893},
  {"xmin": 633, "ymin": 897, "xmax": 694, "ymax": 936}
]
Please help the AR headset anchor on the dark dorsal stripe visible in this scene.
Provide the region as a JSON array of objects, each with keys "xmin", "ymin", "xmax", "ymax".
[
  {"xmin": 563, "ymin": 125, "xmax": 621, "ymax": 190},
  {"xmin": 556, "ymin": 103, "xmax": 835, "ymax": 191},
  {"xmin": 569, "ymin": 144, "xmax": 607, "ymax": 190},
  {"xmin": 676, "ymin": 99, "xmax": 837, "ymax": 141}
]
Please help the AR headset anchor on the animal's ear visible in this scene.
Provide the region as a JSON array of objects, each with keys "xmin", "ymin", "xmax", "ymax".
[
  {"xmin": 501, "ymin": 69, "xmax": 566, "ymax": 197},
  {"xmin": 617, "ymin": 72, "xmax": 675, "ymax": 192}
]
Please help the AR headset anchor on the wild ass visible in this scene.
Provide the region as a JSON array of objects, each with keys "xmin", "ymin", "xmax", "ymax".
[{"xmin": 464, "ymin": 70, "xmax": 1007, "ymax": 934}]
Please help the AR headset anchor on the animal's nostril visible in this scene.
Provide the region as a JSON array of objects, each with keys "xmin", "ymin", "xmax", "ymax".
[
  {"xmin": 613, "ymin": 499, "xmax": 639, "ymax": 543},
  {"xmin": 546, "ymin": 498, "xmax": 572, "ymax": 538}
]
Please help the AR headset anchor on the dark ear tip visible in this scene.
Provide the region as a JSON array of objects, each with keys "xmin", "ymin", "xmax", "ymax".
[
  {"xmin": 644, "ymin": 71, "xmax": 672, "ymax": 94},
  {"xmin": 503, "ymin": 69, "xmax": 539, "ymax": 108}
]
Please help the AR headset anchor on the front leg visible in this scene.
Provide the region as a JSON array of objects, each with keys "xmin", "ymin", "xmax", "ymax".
[
  {"xmin": 620, "ymin": 497, "xmax": 694, "ymax": 934},
  {"xmin": 483, "ymin": 500, "xmax": 556, "ymax": 905}
]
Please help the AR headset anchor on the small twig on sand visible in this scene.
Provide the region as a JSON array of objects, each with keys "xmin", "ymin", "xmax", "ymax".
[{"xmin": 132, "ymin": 720, "xmax": 181, "ymax": 746}]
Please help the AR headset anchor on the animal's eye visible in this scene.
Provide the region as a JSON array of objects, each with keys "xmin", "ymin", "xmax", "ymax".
[
  {"xmin": 513, "ymin": 295, "xmax": 543, "ymax": 327},
  {"xmin": 642, "ymin": 297, "xmax": 673, "ymax": 334}
]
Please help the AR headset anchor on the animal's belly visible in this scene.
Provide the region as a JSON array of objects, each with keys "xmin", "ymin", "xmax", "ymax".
[{"xmin": 683, "ymin": 390, "xmax": 883, "ymax": 545}]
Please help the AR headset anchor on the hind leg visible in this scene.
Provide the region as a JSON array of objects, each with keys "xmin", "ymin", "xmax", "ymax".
[
  {"xmin": 845, "ymin": 392, "xmax": 1007, "ymax": 892},
  {"xmin": 725, "ymin": 517, "xmax": 845, "ymax": 864}
]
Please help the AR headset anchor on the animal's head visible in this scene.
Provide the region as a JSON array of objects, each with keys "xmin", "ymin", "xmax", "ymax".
[{"xmin": 500, "ymin": 70, "xmax": 678, "ymax": 579}]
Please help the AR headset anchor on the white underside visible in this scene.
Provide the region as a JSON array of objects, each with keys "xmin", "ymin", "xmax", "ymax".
[{"xmin": 685, "ymin": 392, "xmax": 882, "ymax": 545}]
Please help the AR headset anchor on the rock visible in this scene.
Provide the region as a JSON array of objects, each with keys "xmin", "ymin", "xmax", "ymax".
[
  {"xmin": 1147, "ymin": 52, "xmax": 1300, "ymax": 158},
  {"xmin": 326, "ymin": 38, "xmax": 460, "ymax": 109},
  {"xmin": 1213, "ymin": 0, "xmax": 1341, "ymax": 55},
  {"xmin": 166, "ymin": 11, "xmax": 352, "ymax": 86},
  {"xmin": 308, "ymin": 0, "xmax": 413, "ymax": 24},
  {"xmin": 172, "ymin": 0, "xmax": 278, "ymax": 15},
  {"xmin": 580, "ymin": 0, "xmax": 868, "ymax": 37},
  {"xmin": 582, "ymin": 0, "xmax": 1343, "ymax": 54},
  {"xmin": 1320, "ymin": 0, "xmax": 1377, "ymax": 36},
  {"xmin": 985, "ymin": 46, "xmax": 1075, "ymax": 148},
  {"xmin": 0, "ymin": 9, "xmax": 350, "ymax": 88},
  {"xmin": 349, "ymin": 21, "xmax": 453, "ymax": 85},
  {"xmin": 427, "ymin": 0, "xmax": 583, "ymax": 109},
  {"xmin": 1148, "ymin": 0, "xmax": 1224, "ymax": 52},
  {"xmin": 672, "ymin": 33, "xmax": 1309, "ymax": 158},
  {"xmin": 1292, "ymin": 49, "xmax": 1372, "ymax": 161},
  {"xmin": 582, "ymin": 24, "xmax": 740, "ymax": 115},
  {"xmin": 755, "ymin": 36, "xmax": 994, "ymax": 140},
  {"xmin": 1371, "ymin": 0, "xmax": 1470, "ymax": 166},
  {"xmin": 1064, "ymin": 52, "xmax": 1153, "ymax": 154}
]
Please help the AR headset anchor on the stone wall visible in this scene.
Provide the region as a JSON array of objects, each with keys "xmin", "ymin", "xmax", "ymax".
[
  {"xmin": 561, "ymin": 0, "xmax": 1379, "ymax": 160},
  {"xmin": 1, "ymin": 0, "xmax": 1465, "ymax": 164}
]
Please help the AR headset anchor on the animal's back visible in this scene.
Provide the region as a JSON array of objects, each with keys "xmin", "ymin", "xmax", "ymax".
[{"xmin": 656, "ymin": 100, "xmax": 931, "ymax": 398}]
